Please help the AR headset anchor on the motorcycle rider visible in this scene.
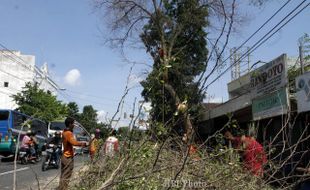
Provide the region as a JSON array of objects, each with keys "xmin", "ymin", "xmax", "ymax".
[
  {"xmin": 20, "ymin": 130, "xmax": 36, "ymax": 159},
  {"xmin": 30, "ymin": 131, "xmax": 39, "ymax": 158},
  {"xmin": 46, "ymin": 131, "xmax": 62, "ymax": 164}
]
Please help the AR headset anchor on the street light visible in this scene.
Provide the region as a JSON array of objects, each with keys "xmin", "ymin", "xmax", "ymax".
[{"xmin": 249, "ymin": 60, "xmax": 268, "ymax": 71}]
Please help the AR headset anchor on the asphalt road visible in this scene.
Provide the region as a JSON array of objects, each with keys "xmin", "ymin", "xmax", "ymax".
[{"xmin": 0, "ymin": 154, "xmax": 89, "ymax": 190}]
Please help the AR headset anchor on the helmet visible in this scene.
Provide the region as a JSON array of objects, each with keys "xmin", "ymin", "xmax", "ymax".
[
  {"xmin": 91, "ymin": 134, "xmax": 95, "ymax": 139},
  {"xmin": 95, "ymin": 128, "xmax": 101, "ymax": 138},
  {"xmin": 54, "ymin": 131, "xmax": 61, "ymax": 137},
  {"xmin": 26, "ymin": 130, "xmax": 32, "ymax": 136}
]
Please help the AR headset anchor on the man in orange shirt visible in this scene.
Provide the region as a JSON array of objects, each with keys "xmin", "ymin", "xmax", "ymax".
[{"xmin": 58, "ymin": 117, "xmax": 87, "ymax": 190}]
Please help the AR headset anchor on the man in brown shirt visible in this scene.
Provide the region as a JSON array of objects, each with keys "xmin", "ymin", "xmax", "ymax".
[{"xmin": 58, "ymin": 117, "xmax": 87, "ymax": 190}]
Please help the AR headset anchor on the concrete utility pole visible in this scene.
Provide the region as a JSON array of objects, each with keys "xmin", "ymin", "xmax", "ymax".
[{"xmin": 299, "ymin": 45, "xmax": 304, "ymax": 74}]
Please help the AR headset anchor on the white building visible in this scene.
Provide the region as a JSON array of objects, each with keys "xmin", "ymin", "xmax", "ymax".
[{"xmin": 0, "ymin": 50, "xmax": 60, "ymax": 109}]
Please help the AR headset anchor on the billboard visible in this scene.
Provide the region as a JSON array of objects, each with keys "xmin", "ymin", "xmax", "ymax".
[
  {"xmin": 250, "ymin": 54, "xmax": 287, "ymax": 98},
  {"xmin": 296, "ymin": 72, "xmax": 310, "ymax": 113},
  {"xmin": 252, "ymin": 88, "xmax": 289, "ymax": 120}
]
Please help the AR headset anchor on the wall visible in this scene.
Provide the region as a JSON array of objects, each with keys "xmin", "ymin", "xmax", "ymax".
[{"xmin": 0, "ymin": 50, "xmax": 58, "ymax": 109}]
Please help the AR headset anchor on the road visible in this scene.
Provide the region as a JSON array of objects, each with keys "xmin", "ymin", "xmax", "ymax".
[{"xmin": 0, "ymin": 154, "xmax": 89, "ymax": 190}]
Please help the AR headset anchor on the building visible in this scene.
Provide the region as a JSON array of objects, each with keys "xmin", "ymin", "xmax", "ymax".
[
  {"xmin": 200, "ymin": 54, "xmax": 297, "ymax": 135},
  {"xmin": 199, "ymin": 53, "xmax": 310, "ymax": 182},
  {"xmin": 0, "ymin": 50, "xmax": 60, "ymax": 109}
]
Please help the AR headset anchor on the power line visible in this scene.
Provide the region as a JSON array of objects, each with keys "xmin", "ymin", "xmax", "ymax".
[
  {"xmin": 0, "ymin": 46, "xmax": 69, "ymax": 106},
  {"xmin": 57, "ymin": 90, "xmax": 74, "ymax": 103},
  {"xmin": 60, "ymin": 91, "xmax": 122, "ymax": 107},
  {"xmin": 0, "ymin": 49, "xmax": 35, "ymax": 73},
  {"xmin": 203, "ymin": 0, "xmax": 309, "ymax": 91},
  {"xmin": 64, "ymin": 89, "xmax": 134, "ymax": 109},
  {"xmin": 0, "ymin": 44, "xmax": 61, "ymax": 89},
  {"xmin": 224, "ymin": 0, "xmax": 292, "ymax": 66},
  {"xmin": 201, "ymin": 0, "xmax": 292, "ymax": 88},
  {"xmin": 234, "ymin": 0, "xmax": 308, "ymax": 68},
  {"xmin": 0, "ymin": 68, "xmax": 33, "ymax": 82},
  {"xmin": 65, "ymin": 89, "xmax": 121, "ymax": 102},
  {"xmin": 0, "ymin": 50, "xmax": 131, "ymax": 110},
  {"xmin": 0, "ymin": 90, "xmax": 14, "ymax": 96},
  {"xmin": 246, "ymin": 2, "xmax": 309, "ymax": 60}
]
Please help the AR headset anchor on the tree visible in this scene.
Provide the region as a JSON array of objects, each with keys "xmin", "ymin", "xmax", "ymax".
[
  {"xmin": 67, "ymin": 102, "xmax": 80, "ymax": 119},
  {"xmin": 97, "ymin": 122, "xmax": 112, "ymax": 139},
  {"xmin": 12, "ymin": 82, "xmax": 67, "ymax": 122},
  {"xmin": 117, "ymin": 126, "xmax": 130, "ymax": 140},
  {"xmin": 140, "ymin": 1, "xmax": 208, "ymax": 138},
  {"xmin": 94, "ymin": 0, "xmax": 238, "ymax": 141},
  {"xmin": 298, "ymin": 33, "xmax": 310, "ymax": 62},
  {"xmin": 79, "ymin": 105, "xmax": 98, "ymax": 133}
]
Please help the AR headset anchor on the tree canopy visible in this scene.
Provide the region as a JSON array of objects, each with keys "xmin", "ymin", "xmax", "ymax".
[
  {"xmin": 140, "ymin": 0, "xmax": 208, "ymax": 135},
  {"xmin": 67, "ymin": 101, "xmax": 80, "ymax": 119},
  {"xmin": 79, "ymin": 105, "xmax": 99, "ymax": 133},
  {"xmin": 12, "ymin": 82, "xmax": 67, "ymax": 122}
]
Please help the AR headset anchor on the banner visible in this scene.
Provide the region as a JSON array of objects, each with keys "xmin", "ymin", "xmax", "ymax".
[
  {"xmin": 250, "ymin": 54, "xmax": 287, "ymax": 98},
  {"xmin": 296, "ymin": 72, "xmax": 310, "ymax": 113},
  {"xmin": 252, "ymin": 88, "xmax": 288, "ymax": 120}
]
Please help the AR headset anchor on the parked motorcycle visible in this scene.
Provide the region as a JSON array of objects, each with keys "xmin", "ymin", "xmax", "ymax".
[{"xmin": 42, "ymin": 144, "xmax": 61, "ymax": 171}]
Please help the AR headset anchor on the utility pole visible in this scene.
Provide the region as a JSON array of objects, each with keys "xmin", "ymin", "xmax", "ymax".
[{"xmin": 299, "ymin": 45, "xmax": 304, "ymax": 74}]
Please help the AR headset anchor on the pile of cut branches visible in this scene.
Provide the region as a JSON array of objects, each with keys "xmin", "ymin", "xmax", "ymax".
[{"xmin": 72, "ymin": 137, "xmax": 272, "ymax": 190}]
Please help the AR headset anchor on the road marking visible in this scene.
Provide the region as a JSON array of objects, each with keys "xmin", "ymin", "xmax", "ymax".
[{"xmin": 0, "ymin": 167, "xmax": 29, "ymax": 176}]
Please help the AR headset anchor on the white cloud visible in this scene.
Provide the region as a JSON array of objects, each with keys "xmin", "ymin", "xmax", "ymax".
[
  {"xmin": 97, "ymin": 110, "xmax": 108, "ymax": 123},
  {"xmin": 128, "ymin": 74, "xmax": 143, "ymax": 87},
  {"xmin": 208, "ymin": 97, "xmax": 223, "ymax": 103},
  {"xmin": 142, "ymin": 102, "xmax": 152, "ymax": 112},
  {"xmin": 64, "ymin": 69, "xmax": 81, "ymax": 86}
]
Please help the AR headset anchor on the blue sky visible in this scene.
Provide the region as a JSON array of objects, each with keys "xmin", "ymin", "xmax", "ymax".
[
  {"xmin": 0, "ymin": 0, "xmax": 309, "ymax": 125},
  {"xmin": 206, "ymin": 0, "xmax": 310, "ymax": 102}
]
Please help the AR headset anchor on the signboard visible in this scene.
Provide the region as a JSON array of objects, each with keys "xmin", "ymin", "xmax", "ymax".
[
  {"xmin": 250, "ymin": 54, "xmax": 287, "ymax": 97},
  {"xmin": 296, "ymin": 72, "xmax": 310, "ymax": 113},
  {"xmin": 252, "ymin": 88, "xmax": 288, "ymax": 120}
]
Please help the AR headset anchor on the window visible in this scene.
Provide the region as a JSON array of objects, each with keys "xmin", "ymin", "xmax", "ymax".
[
  {"xmin": 4, "ymin": 82, "xmax": 9, "ymax": 87},
  {"xmin": 50, "ymin": 122, "xmax": 65, "ymax": 130},
  {"xmin": 31, "ymin": 119, "xmax": 48, "ymax": 137},
  {"xmin": 0, "ymin": 111, "xmax": 9, "ymax": 121},
  {"xmin": 13, "ymin": 112, "xmax": 29, "ymax": 130}
]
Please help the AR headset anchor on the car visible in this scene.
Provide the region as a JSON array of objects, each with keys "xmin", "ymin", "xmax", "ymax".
[{"xmin": 73, "ymin": 136, "xmax": 90, "ymax": 154}]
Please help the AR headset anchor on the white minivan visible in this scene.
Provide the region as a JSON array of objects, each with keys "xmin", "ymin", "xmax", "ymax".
[{"xmin": 48, "ymin": 120, "xmax": 66, "ymax": 138}]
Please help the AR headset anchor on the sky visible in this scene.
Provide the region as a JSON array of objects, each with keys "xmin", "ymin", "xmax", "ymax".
[
  {"xmin": 206, "ymin": 0, "xmax": 310, "ymax": 102},
  {"xmin": 0, "ymin": 0, "xmax": 309, "ymax": 126}
]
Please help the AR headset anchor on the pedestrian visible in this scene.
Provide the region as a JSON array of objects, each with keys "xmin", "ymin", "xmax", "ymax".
[
  {"xmin": 89, "ymin": 134, "xmax": 96, "ymax": 160},
  {"xmin": 89, "ymin": 129, "xmax": 101, "ymax": 161},
  {"xmin": 58, "ymin": 117, "xmax": 87, "ymax": 190},
  {"xmin": 104, "ymin": 130, "xmax": 119, "ymax": 157},
  {"xmin": 224, "ymin": 131, "xmax": 267, "ymax": 177}
]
